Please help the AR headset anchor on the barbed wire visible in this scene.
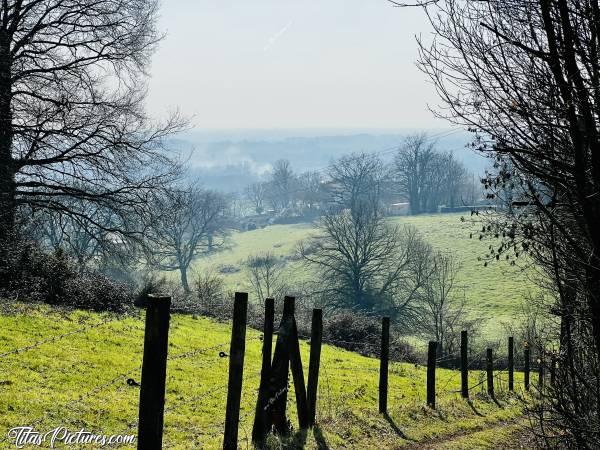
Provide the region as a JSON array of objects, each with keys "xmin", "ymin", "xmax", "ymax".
[
  {"xmin": 168, "ymin": 342, "xmax": 230, "ymax": 361},
  {"xmin": 0, "ymin": 316, "xmax": 123, "ymax": 359},
  {"xmin": 164, "ymin": 371, "xmax": 261, "ymax": 414}
]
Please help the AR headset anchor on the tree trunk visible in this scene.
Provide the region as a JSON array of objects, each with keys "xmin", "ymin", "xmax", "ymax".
[
  {"xmin": 180, "ymin": 266, "xmax": 190, "ymax": 293},
  {"xmin": 0, "ymin": 29, "xmax": 15, "ymax": 246}
]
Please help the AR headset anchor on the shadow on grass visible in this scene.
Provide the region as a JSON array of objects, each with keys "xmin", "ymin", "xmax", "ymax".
[
  {"xmin": 273, "ymin": 426, "xmax": 329, "ymax": 449},
  {"xmin": 467, "ymin": 399, "xmax": 484, "ymax": 417},
  {"xmin": 383, "ymin": 412, "xmax": 414, "ymax": 442},
  {"xmin": 312, "ymin": 425, "xmax": 330, "ymax": 450}
]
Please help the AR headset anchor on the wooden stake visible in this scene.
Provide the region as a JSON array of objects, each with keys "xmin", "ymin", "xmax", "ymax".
[
  {"xmin": 223, "ymin": 293, "xmax": 248, "ymax": 450},
  {"xmin": 486, "ymin": 348, "xmax": 494, "ymax": 397},
  {"xmin": 307, "ymin": 308, "xmax": 323, "ymax": 426},
  {"xmin": 252, "ymin": 298, "xmax": 274, "ymax": 444},
  {"xmin": 137, "ymin": 294, "xmax": 171, "ymax": 450},
  {"xmin": 427, "ymin": 341, "xmax": 437, "ymax": 408},
  {"xmin": 379, "ymin": 317, "xmax": 390, "ymax": 413},
  {"xmin": 461, "ymin": 330, "xmax": 469, "ymax": 399},
  {"xmin": 508, "ymin": 336, "xmax": 514, "ymax": 392}
]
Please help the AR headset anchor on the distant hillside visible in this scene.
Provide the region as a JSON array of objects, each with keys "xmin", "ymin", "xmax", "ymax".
[{"xmin": 169, "ymin": 128, "xmax": 489, "ymax": 192}]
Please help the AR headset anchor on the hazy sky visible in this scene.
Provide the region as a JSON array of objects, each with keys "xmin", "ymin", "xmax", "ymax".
[{"xmin": 147, "ymin": 1, "xmax": 445, "ymax": 130}]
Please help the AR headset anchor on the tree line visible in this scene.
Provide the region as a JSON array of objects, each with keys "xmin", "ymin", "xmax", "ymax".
[
  {"xmin": 244, "ymin": 135, "xmax": 480, "ymax": 217},
  {"xmin": 411, "ymin": 0, "xmax": 600, "ymax": 445}
]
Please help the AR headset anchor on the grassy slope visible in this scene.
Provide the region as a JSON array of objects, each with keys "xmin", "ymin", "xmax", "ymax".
[
  {"xmin": 0, "ymin": 305, "xmax": 528, "ymax": 449},
  {"xmin": 184, "ymin": 213, "xmax": 537, "ymax": 337}
]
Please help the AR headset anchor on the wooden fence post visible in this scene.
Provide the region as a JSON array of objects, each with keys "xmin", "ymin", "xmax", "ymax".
[
  {"xmin": 461, "ymin": 330, "xmax": 468, "ymax": 399},
  {"xmin": 551, "ymin": 355, "xmax": 557, "ymax": 387},
  {"xmin": 252, "ymin": 298, "xmax": 275, "ymax": 444},
  {"xmin": 269, "ymin": 296, "xmax": 294, "ymax": 434},
  {"xmin": 524, "ymin": 347, "xmax": 530, "ymax": 391},
  {"xmin": 486, "ymin": 348, "xmax": 494, "ymax": 397},
  {"xmin": 223, "ymin": 292, "xmax": 248, "ymax": 450},
  {"xmin": 427, "ymin": 341, "xmax": 437, "ymax": 408},
  {"xmin": 508, "ymin": 336, "xmax": 514, "ymax": 392},
  {"xmin": 286, "ymin": 297, "xmax": 310, "ymax": 430},
  {"xmin": 137, "ymin": 294, "xmax": 171, "ymax": 450},
  {"xmin": 379, "ymin": 317, "xmax": 390, "ymax": 414},
  {"xmin": 307, "ymin": 308, "xmax": 323, "ymax": 426}
]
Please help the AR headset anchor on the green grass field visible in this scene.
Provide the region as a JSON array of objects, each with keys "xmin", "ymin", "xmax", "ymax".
[
  {"xmin": 0, "ymin": 304, "xmax": 529, "ymax": 449},
  {"xmin": 183, "ymin": 213, "xmax": 537, "ymax": 338}
]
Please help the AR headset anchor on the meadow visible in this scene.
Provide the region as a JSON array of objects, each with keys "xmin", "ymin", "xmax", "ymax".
[
  {"xmin": 185, "ymin": 213, "xmax": 538, "ymax": 338},
  {"xmin": 0, "ymin": 304, "xmax": 529, "ymax": 449}
]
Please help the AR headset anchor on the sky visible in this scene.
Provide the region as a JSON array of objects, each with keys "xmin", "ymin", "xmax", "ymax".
[{"xmin": 146, "ymin": 1, "xmax": 445, "ymax": 130}]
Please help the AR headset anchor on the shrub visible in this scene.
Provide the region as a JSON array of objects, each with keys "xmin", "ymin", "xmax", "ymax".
[
  {"xmin": 195, "ymin": 271, "xmax": 226, "ymax": 309},
  {"xmin": 1, "ymin": 238, "xmax": 132, "ymax": 313},
  {"xmin": 63, "ymin": 274, "xmax": 133, "ymax": 313},
  {"xmin": 323, "ymin": 311, "xmax": 381, "ymax": 356}
]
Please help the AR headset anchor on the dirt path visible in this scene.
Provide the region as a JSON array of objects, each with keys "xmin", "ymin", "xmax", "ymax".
[{"xmin": 400, "ymin": 417, "xmax": 538, "ymax": 449}]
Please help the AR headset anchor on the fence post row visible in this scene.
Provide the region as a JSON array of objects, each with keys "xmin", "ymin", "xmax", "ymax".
[
  {"xmin": 137, "ymin": 294, "xmax": 172, "ymax": 450},
  {"xmin": 223, "ymin": 293, "xmax": 248, "ymax": 450},
  {"xmin": 486, "ymin": 348, "xmax": 494, "ymax": 397},
  {"xmin": 379, "ymin": 317, "xmax": 390, "ymax": 414},
  {"xmin": 508, "ymin": 336, "xmax": 514, "ymax": 392},
  {"xmin": 307, "ymin": 308, "xmax": 323, "ymax": 426},
  {"xmin": 460, "ymin": 330, "xmax": 469, "ymax": 399},
  {"xmin": 251, "ymin": 298, "xmax": 275, "ymax": 444},
  {"xmin": 524, "ymin": 347, "xmax": 530, "ymax": 391},
  {"xmin": 427, "ymin": 341, "xmax": 437, "ymax": 409}
]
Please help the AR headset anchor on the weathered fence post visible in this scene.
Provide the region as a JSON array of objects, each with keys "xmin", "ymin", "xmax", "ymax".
[
  {"xmin": 137, "ymin": 294, "xmax": 171, "ymax": 450},
  {"xmin": 427, "ymin": 341, "xmax": 437, "ymax": 408},
  {"xmin": 252, "ymin": 298, "xmax": 275, "ymax": 444},
  {"xmin": 486, "ymin": 348, "xmax": 494, "ymax": 397},
  {"xmin": 307, "ymin": 308, "xmax": 323, "ymax": 426},
  {"xmin": 461, "ymin": 330, "xmax": 468, "ymax": 399},
  {"xmin": 524, "ymin": 347, "xmax": 530, "ymax": 391},
  {"xmin": 269, "ymin": 297, "xmax": 294, "ymax": 435},
  {"xmin": 286, "ymin": 297, "xmax": 310, "ymax": 430},
  {"xmin": 223, "ymin": 292, "xmax": 248, "ymax": 450},
  {"xmin": 508, "ymin": 336, "xmax": 514, "ymax": 392},
  {"xmin": 379, "ymin": 317, "xmax": 390, "ymax": 414}
]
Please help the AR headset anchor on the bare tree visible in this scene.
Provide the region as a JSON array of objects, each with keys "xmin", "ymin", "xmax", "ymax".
[
  {"xmin": 394, "ymin": 135, "xmax": 471, "ymax": 212},
  {"xmin": 327, "ymin": 152, "xmax": 386, "ymax": 215},
  {"xmin": 297, "ymin": 171, "xmax": 324, "ymax": 211},
  {"xmin": 300, "ymin": 203, "xmax": 432, "ymax": 318},
  {"xmin": 413, "ymin": 0, "xmax": 600, "ymax": 443},
  {"xmin": 413, "ymin": 252, "xmax": 473, "ymax": 356},
  {"xmin": 245, "ymin": 182, "xmax": 267, "ymax": 214},
  {"xmin": 394, "ymin": 134, "xmax": 441, "ymax": 214},
  {"xmin": 0, "ymin": 0, "xmax": 184, "ymax": 248},
  {"xmin": 268, "ymin": 159, "xmax": 296, "ymax": 212},
  {"xmin": 27, "ymin": 197, "xmax": 140, "ymax": 275},
  {"xmin": 246, "ymin": 251, "xmax": 287, "ymax": 302},
  {"xmin": 146, "ymin": 185, "xmax": 228, "ymax": 292},
  {"xmin": 444, "ymin": 152, "xmax": 469, "ymax": 207}
]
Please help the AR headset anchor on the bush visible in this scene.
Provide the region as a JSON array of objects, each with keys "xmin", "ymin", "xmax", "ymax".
[
  {"xmin": 0, "ymin": 238, "xmax": 132, "ymax": 313},
  {"xmin": 195, "ymin": 271, "xmax": 226, "ymax": 309},
  {"xmin": 322, "ymin": 310, "xmax": 419, "ymax": 362},
  {"xmin": 323, "ymin": 311, "xmax": 381, "ymax": 356},
  {"xmin": 63, "ymin": 274, "xmax": 133, "ymax": 313}
]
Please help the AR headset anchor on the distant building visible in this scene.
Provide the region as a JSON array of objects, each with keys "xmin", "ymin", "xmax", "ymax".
[{"xmin": 388, "ymin": 202, "xmax": 410, "ymax": 216}]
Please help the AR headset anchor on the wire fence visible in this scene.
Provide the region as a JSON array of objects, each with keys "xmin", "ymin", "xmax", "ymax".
[{"xmin": 0, "ymin": 299, "xmax": 538, "ymax": 449}]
